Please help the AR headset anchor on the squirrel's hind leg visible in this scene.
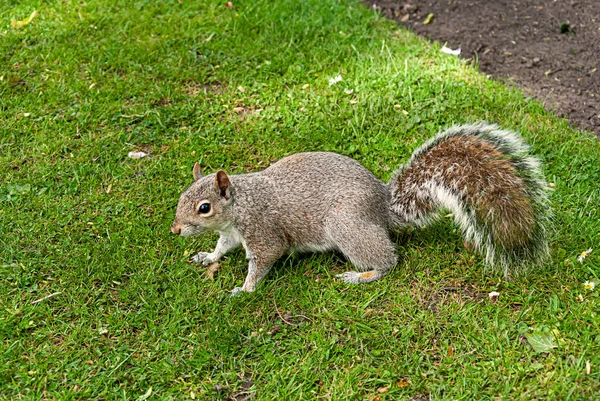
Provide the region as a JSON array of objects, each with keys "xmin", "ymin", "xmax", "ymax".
[{"xmin": 326, "ymin": 217, "xmax": 397, "ymax": 284}]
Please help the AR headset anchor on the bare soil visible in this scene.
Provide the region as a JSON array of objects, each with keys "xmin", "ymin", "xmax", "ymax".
[{"xmin": 367, "ymin": 0, "xmax": 600, "ymax": 137}]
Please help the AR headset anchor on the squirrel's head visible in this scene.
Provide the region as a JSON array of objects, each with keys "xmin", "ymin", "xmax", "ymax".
[{"xmin": 171, "ymin": 163, "xmax": 233, "ymax": 237}]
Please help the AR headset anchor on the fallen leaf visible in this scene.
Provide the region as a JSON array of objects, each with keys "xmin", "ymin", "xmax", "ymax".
[
  {"xmin": 128, "ymin": 151, "xmax": 148, "ymax": 159},
  {"xmin": 423, "ymin": 13, "xmax": 434, "ymax": 25},
  {"xmin": 238, "ymin": 86, "xmax": 246, "ymax": 93},
  {"xmin": 586, "ymin": 360, "xmax": 591, "ymax": 375},
  {"xmin": 526, "ymin": 332, "xmax": 557, "ymax": 353},
  {"xmin": 136, "ymin": 387, "xmax": 152, "ymax": 401},
  {"xmin": 447, "ymin": 346, "xmax": 453, "ymax": 357},
  {"xmin": 377, "ymin": 387, "xmax": 389, "ymax": 394},
  {"xmin": 11, "ymin": 10, "xmax": 39, "ymax": 29},
  {"xmin": 441, "ymin": 46, "xmax": 461, "ymax": 56},
  {"xmin": 397, "ymin": 379, "xmax": 409, "ymax": 388},
  {"xmin": 206, "ymin": 262, "xmax": 221, "ymax": 280},
  {"xmin": 401, "ymin": 14, "xmax": 409, "ymax": 22},
  {"xmin": 225, "ymin": 1, "xmax": 235, "ymax": 9}
]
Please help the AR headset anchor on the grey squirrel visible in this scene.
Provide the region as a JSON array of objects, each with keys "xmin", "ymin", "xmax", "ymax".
[{"xmin": 171, "ymin": 123, "xmax": 550, "ymax": 295}]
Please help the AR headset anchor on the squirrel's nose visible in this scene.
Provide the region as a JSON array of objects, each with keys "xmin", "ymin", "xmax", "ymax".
[{"xmin": 171, "ymin": 224, "xmax": 182, "ymax": 235}]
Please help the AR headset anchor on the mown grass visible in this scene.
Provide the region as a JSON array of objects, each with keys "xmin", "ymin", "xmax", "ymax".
[{"xmin": 1, "ymin": 0, "xmax": 599, "ymax": 399}]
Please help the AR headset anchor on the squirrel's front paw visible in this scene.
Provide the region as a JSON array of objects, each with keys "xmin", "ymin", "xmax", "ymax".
[
  {"xmin": 230, "ymin": 287, "xmax": 246, "ymax": 297},
  {"xmin": 191, "ymin": 252, "xmax": 217, "ymax": 266}
]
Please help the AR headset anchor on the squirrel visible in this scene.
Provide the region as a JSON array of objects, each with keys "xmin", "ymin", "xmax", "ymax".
[{"xmin": 171, "ymin": 123, "xmax": 550, "ymax": 295}]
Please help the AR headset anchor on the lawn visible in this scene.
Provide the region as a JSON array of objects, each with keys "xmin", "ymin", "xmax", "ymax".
[{"xmin": 1, "ymin": 0, "xmax": 599, "ymax": 399}]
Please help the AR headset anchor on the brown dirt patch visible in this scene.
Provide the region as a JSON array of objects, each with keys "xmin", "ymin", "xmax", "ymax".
[{"xmin": 367, "ymin": 0, "xmax": 600, "ymax": 137}]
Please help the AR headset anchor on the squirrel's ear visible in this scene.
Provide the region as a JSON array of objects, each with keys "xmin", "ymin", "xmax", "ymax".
[
  {"xmin": 192, "ymin": 162, "xmax": 203, "ymax": 181},
  {"xmin": 214, "ymin": 170, "xmax": 231, "ymax": 200}
]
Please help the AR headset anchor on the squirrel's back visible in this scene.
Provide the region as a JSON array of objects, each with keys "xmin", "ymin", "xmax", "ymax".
[
  {"xmin": 262, "ymin": 151, "xmax": 389, "ymax": 214},
  {"xmin": 228, "ymin": 152, "xmax": 391, "ymax": 249}
]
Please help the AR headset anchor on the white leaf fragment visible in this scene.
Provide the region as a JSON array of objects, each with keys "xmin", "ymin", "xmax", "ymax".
[
  {"xmin": 441, "ymin": 46, "xmax": 461, "ymax": 56},
  {"xmin": 128, "ymin": 151, "xmax": 148, "ymax": 159}
]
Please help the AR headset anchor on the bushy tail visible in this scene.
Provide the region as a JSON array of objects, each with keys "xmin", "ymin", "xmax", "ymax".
[{"xmin": 389, "ymin": 123, "xmax": 550, "ymax": 276}]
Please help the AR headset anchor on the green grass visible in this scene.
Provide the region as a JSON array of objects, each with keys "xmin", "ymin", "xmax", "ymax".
[{"xmin": 1, "ymin": 0, "xmax": 599, "ymax": 399}]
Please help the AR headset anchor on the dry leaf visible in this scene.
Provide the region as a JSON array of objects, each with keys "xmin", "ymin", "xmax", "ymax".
[
  {"xmin": 447, "ymin": 346, "xmax": 453, "ymax": 357},
  {"xmin": 137, "ymin": 387, "xmax": 152, "ymax": 401},
  {"xmin": 128, "ymin": 151, "xmax": 148, "ymax": 159},
  {"xmin": 225, "ymin": 2, "xmax": 236, "ymax": 9},
  {"xmin": 397, "ymin": 379, "xmax": 409, "ymax": 388},
  {"xmin": 441, "ymin": 46, "xmax": 461, "ymax": 56},
  {"xmin": 423, "ymin": 13, "xmax": 434, "ymax": 25},
  {"xmin": 401, "ymin": 14, "xmax": 409, "ymax": 22},
  {"xmin": 11, "ymin": 10, "xmax": 39, "ymax": 29},
  {"xmin": 377, "ymin": 387, "xmax": 389, "ymax": 394},
  {"xmin": 206, "ymin": 262, "xmax": 221, "ymax": 280},
  {"xmin": 238, "ymin": 86, "xmax": 246, "ymax": 93}
]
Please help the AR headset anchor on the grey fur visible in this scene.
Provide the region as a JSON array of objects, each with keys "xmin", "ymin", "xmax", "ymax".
[{"xmin": 172, "ymin": 123, "xmax": 551, "ymax": 294}]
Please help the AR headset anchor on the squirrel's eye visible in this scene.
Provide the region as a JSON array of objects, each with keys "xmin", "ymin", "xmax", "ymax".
[{"xmin": 197, "ymin": 202, "xmax": 211, "ymax": 214}]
